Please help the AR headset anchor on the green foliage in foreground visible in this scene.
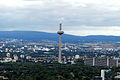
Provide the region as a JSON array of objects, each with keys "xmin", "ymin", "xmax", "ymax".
[{"xmin": 0, "ymin": 62, "xmax": 113, "ymax": 80}]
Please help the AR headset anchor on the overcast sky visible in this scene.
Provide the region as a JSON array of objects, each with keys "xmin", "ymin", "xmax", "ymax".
[{"xmin": 1, "ymin": 0, "xmax": 120, "ymax": 36}]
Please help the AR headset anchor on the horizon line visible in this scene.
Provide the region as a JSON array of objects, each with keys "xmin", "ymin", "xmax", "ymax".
[{"xmin": 0, "ymin": 30, "xmax": 119, "ymax": 37}]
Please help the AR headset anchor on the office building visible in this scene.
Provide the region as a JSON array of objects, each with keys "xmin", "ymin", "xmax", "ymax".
[{"xmin": 84, "ymin": 56, "xmax": 119, "ymax": 67}]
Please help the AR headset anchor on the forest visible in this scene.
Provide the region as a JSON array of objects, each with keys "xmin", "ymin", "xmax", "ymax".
[{"xmin": 0, "ymin": 62, "xmax": 118, "ymax": 80}]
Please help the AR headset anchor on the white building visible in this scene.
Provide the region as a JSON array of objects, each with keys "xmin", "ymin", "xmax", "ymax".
[{"xmin": 101, "ymin": 69, "xmax": 111, "ymax": 80}]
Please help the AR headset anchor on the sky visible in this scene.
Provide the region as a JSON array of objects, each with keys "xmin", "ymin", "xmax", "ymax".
[{"xmin": 1, "ymin": 0, "xmax": 120, "ymax": 36}]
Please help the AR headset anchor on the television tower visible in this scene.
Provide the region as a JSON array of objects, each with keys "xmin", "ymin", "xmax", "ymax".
[{"xmin": 57, "ymin": 23, "xmax": 64, "ymax": 63}]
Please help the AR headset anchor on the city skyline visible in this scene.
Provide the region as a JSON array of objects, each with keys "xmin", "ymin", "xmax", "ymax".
[{"xmin": 0, "ymin": 0, "xmax": 120, "ymax": 36}]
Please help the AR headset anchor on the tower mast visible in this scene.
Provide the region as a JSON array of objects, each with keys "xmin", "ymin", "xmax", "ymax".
[{"xmin": 57, "ymin": 23, "xmax": 64, "ymax": 63}]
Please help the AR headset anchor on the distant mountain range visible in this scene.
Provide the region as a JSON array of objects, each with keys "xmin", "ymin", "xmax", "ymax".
[{"xmin": 0, "ymin": 31, "xmax": 120, "ymax": 43}]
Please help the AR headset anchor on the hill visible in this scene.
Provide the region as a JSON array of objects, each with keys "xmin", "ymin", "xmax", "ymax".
[{"xmin": 0, "ymin": 31, "xmax": 120, "ymax": 43}]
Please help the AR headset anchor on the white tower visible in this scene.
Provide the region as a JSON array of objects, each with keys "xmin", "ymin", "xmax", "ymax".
[{"xmin": 57, "ymin": 23, "xmax": 64, "ymax": 63}]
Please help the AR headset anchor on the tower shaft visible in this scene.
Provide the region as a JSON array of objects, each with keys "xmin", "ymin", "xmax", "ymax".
[
  {"xmin": 58, "ymin": 34, "xmax": 62, "ymax": 63},
  {"xmin": 57, "ymin": 23, "xmax": 64, "ymax": 63}
]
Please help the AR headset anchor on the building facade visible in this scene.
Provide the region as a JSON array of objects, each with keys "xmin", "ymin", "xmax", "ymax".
[{"xmin": 84, "ymin": 57, "xmax": 119, "ymax": 67}]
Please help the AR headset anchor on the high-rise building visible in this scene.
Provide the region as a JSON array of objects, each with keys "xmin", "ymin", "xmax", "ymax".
[
  {"xmin": 57, "ymin": 23, "xmax": 64, "ymax": 63},
  {"xmin": 84, "ymin": 56, "xmax": 119, "ymax": 67},
  {"xmin": 95, "ymin": 57, "xmax": 108, "ymax": 66},
  {"xmin": 101, "ymin": 70, "xmax": 112, "ymax": 80},
  {"xmin": 84, "ymin": 57, "xmax": 94, "ymax": 66}
]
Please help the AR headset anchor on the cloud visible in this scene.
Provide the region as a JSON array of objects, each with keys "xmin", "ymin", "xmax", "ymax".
[
  {"xmin": 64, "ymin": 26, "xmax": 120, "ymax": 36},
  {"xmin": 0, "ymin": 0, "xmax": 120, "ymax": 35}
]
